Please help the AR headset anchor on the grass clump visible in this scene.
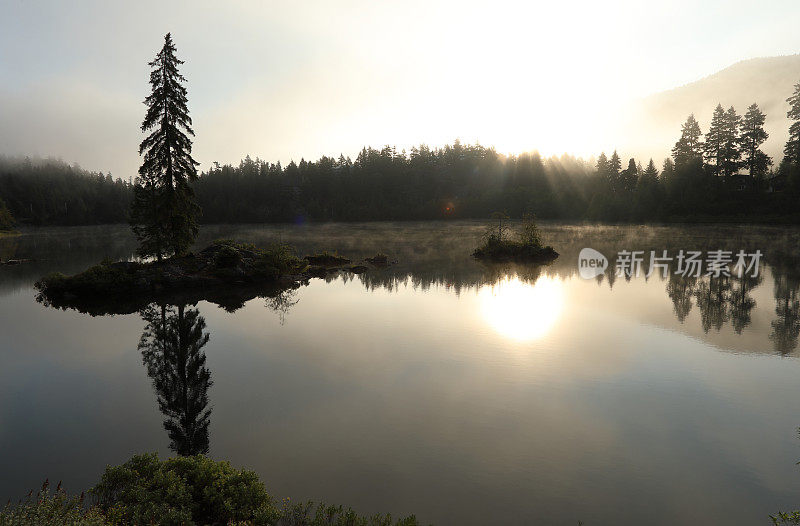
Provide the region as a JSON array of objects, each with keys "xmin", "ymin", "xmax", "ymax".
[{"xmin": 0, "ymin": 480, "xmax": 109, "ymax": 526}]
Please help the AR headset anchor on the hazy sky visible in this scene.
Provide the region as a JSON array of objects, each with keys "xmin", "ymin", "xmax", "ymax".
[{"xmin": 1, "ymin": 0, "xmax": 799, "ymax": 178}]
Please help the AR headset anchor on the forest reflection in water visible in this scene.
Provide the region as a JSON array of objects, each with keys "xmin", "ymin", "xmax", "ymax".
[{"xmin": 6, "ymin": 222, "xmax": 800, "ymax": 357}]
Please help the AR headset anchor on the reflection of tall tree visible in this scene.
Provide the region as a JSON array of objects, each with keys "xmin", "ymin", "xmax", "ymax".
[
  {"xmin": 139, "ymin": 303, "xmax": 212, "ymax": 455},
  {"xmin": 729, "ymin": 273, "xmax": 762, "ymax": 334},
  {"xmin": 695, "ymin": 275, "xmax": 731, "ymax": 332},
  {"xmin": 770, "ymin": 272, "xmax": 800, "ymax": 355},
  {"xmin": 666, "ymin": 273, "xmax": 697, "ymax": 323}
]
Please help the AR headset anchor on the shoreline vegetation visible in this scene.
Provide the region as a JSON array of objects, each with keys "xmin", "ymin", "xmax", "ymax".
[
  {"xmin": 34, "ymin": 240, "xmax": 391, "ymax": 315},
  {"xmin": 0, "ymin": 453, "xmax": 420, "ymax": 526}
]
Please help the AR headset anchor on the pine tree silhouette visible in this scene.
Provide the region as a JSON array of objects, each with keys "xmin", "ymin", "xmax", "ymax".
[{"xmin": 131, "ymin": 33, "xmax": 200, "ymax": 259}]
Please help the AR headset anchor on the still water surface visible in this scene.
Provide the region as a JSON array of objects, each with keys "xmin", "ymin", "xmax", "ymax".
[{"xmin": 1, "ymin": 222, "xmax": 800, "ymax": 525}]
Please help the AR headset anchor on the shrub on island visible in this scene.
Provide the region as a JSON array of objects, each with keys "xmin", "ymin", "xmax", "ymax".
[{"xmin": 472, "ymin": 213, "xmax": 558, "ymax": 263}]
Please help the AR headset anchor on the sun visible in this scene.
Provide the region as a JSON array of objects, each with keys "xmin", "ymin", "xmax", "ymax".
[{"xmin": 479, "ymin": 274, "xmax": 565, "ymax": 341}]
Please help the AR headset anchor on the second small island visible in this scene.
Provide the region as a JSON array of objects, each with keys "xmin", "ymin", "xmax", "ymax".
[{"xmin": 473, "ymin": 213, "xmax": 559, "ymax": 263}]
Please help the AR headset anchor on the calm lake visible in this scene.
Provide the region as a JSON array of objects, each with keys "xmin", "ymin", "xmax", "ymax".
[{"xmin": 1, "ymin": 222, "xmax": 800, "ymax": 525}]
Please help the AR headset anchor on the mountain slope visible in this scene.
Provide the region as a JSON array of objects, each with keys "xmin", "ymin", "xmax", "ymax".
[{"xmin": 623, "ymin": 54, "xmax": 800, "ymax": 165}]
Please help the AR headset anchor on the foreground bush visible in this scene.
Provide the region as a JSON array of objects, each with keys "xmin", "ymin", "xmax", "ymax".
[
  {"xmin": 0, "ymin": 453, "xmax": 421, "ymax": 525},
  {"xmin": 91, "ymin": 453, "xmax": 272, "ymax": 525}
]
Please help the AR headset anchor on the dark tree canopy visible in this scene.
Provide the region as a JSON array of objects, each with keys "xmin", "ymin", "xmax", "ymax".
[
  {"xmin": 720, "ymin": 106, "xmax": 742, "ymax": 177},
  {"xmin": 0, "ymin": 157, "xmax": 133, "ymax": 225},
  {"xmin": 703, "ymin": 104, "xmax": 727, "ymax": 175},
  {"xmin": 131, "ymin": 33, "xmax": 200, "ymax": 259},
  {"xmin": 740, "ymin": 103, "xmax": 772, "ymax": 177}
]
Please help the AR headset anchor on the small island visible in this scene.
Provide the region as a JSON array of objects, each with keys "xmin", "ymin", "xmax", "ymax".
[
  {"xmin": 472, "ymin": 213, "xmax": 559, "ymax": 263},
  {"xmin": 35, "ymin": 240, "xmax": 389, "ymax": 315}
]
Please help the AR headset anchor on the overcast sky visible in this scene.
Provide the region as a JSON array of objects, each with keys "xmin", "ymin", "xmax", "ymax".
[{"xmin": 1, "ymin": 0, "xmax": 799, "ymax": 178}]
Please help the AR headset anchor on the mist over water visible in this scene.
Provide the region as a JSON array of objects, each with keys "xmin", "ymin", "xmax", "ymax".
[{"xmin": 1, "ymin": 222, "xmax": 799, "ymax": 525}]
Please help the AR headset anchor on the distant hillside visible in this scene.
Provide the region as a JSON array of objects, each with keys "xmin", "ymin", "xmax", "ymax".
[{"xmin": 623, "ymin": 55, "xmax": 800, "ymax": 165}]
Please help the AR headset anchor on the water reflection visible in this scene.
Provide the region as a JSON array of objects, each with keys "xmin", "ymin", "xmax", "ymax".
[
  {"xmin": 730, "ymin": 274, "xmax": 761, "ymax": 334},
  {"xmin": 11, "ymin": 222, "xmax": 800, "ymax": 356},
  {"xmin": 138, "ymin": 303, "xmax": 212, "ymax": 455},
  {"xmin": 136, "ymin": 295, "xmax": 299, "ymax": 454},
  {"xmin": 8, "ymin": 223, "xmax": 800, "ymax": 524},
  {"xmin": 478, "ymin": 275, "xmax": 564, "ymax": 341},
  {"xmin": 771, "ymin": 272, "xmax": 800, "ymax": 355}
]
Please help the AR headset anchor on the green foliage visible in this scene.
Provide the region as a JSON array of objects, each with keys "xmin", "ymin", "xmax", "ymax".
[
  {"xmin": 772, "ymin": 511, "xmax": 800, "ymax": 525},
  {"xmin": 260, "ymin": 244, "xmax": 302, "ymax": 274},
  {"xmin": 90, "ymin": 453, "xmax": 273, "ymax": 526},
  {"xmin": 131, "ymin": 33, "xmax": 200, "ymax": 260},
  {"xmin": 0, "ymin": 480, "xmax": 109, "ymax": 526}
]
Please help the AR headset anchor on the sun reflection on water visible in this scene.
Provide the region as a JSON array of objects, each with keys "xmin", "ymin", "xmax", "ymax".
[{"xmin": 479, "ymin": 274, "xmax": 565, "ymax": 341}]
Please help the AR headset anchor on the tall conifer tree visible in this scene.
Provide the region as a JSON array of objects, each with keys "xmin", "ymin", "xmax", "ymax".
[
  {"xmin": 131, "ymin": 33, "xmax": 200, "ymax": 259},
  {"xmin": 608, "ymin": 150, "xmax": 622, "ymax": 191},
  {"xmin": 672, "ymin": 114, "xmax": 703, "ymax": 166},
  {"xmin": 785, "ymin": 81, "xmax": 800, "ymax": 166},
  {"xmin": 703, "ymin": 104, "xmax": 726, "ymax": 175},
  {"xmin": 720, "ymin": 106, "xmax": 742, "ymax": 177},
  {"xmin": 642, "ymin": 159, "xmax": 659, "ymax": 182},
  {"xmin": 740, "ymin": 103, "xmax": 771, "ymax": 177}
]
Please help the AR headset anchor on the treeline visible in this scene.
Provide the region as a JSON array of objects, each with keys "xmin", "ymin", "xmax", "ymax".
[
  {"xmin": 0, "ymin": 157, "xmax": 133, "ymax": 225},
  {"xmin": 194, "ymin": 144, "xmax": 594, "ymax": 222},
  {"xmin": 3, "ymin": 83, "xmax": 800, "ymax": 226}
]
